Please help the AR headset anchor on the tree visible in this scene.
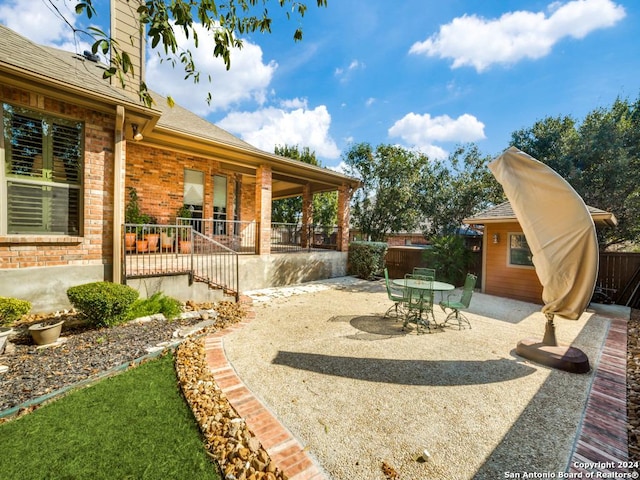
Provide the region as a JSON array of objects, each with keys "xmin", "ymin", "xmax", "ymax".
[
  {"xmin": 271, "ymin": 145, "xmax": 337, "ymax": 227},
  {"xmin": 69, "ymin": 0, "xmax": 327, "ymax": 106},
  {"xmin": 344, "ymin": 143, "xmax": 432, "ymax": 242},
  {"xmin": 511, "ymin": 94, "xmax": 640, "ymax": 249},
  {"xmin": 423, "ymin": 144, "xmax": 503, "ymax": 237}
]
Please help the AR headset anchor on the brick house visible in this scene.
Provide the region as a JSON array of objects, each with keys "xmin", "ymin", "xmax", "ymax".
[
  {"xmin": 463, "ymin": 201, "xmax": 617, "ymax": 304},
  {"xmin": 0, "ymin": 4, "xmax": 359, "ymax": 312}
]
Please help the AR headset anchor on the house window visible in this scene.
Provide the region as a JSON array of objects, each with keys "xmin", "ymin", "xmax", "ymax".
[
  {"xmin": 2, "ymin": 104, "xmax": 83, "ymax": 235},
  {"xmin": 213, "ymin": 174, "xmax": 227, "ymax": 235},
  {"xmin": 183, "ymin": 168, "xmax": 204, "ymax": 233},
  {"xmin": 509, "ymin": 233, "xmax": 534, "ymax": 267}
]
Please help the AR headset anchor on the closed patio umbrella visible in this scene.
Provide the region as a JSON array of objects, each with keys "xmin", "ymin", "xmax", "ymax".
[{"xmin": 488, "ymin": 147, "xmax": 598, "ymax": 373}]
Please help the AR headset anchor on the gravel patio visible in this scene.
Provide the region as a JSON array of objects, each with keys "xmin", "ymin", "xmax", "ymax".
[{"xmin": 220, "ymin": 276, "xmax": 629, "ymax": 480}]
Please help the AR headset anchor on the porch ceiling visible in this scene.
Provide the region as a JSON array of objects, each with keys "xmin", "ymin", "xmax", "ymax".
[{"xmin": 145, "ymin": 127, "xmax": 360, "ymax": 198}]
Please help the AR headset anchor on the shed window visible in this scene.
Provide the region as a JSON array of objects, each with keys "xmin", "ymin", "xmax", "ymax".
[
  {"xmin": 509, "ymin": 233, "xmax": 533, "ymax": 267},
  {"xmin": 2, "ymin": 104, "xmax": 83, "ymax": 235}
]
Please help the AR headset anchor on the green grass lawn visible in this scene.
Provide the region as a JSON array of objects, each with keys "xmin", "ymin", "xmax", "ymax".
[{"xmin": 0, "ymin": 353, "xmax": 221, "ymax": 480}]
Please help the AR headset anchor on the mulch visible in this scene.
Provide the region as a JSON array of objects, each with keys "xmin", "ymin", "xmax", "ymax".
[{"xmin": 0, "ymin": 303, "xmax": 243, "ymax": 415}]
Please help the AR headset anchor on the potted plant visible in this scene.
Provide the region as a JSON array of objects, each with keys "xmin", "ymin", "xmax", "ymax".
[
  {"xmin": 125, "ymin": 187, "xmax": 154, "ymax": 253},
  {"xmin": 145, "ymin": 228, "xmax": 160, "ymax": 252},
  {"xmin": 29, "ymin": 319, "xmax": 65, "ymax": 346},
  {"xmin": 160, "ymin": 228, "xmax": 174, "ymax": 252},
  {"xmin": 176, "ymin": 206, "xmax": 193, "ymax": 253}
]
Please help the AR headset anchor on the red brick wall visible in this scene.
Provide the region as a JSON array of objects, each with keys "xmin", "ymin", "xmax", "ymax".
[
  {"xmin": 0, "ymin": 85, "xmax": 115, "ymax": 269},
  {"xmin": 124, "ymin": 144, "xmax": 256, "ymax": 225}
]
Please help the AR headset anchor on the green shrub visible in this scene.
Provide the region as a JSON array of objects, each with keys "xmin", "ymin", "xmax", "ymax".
[
  {"xmin": 0, "ymin": 297, "xmax": 31, "ymax": 326},
  {"xmin": 126, "ymin": 292, "xmax": 183, "ymax": 321},
  {"xmin": 348, "ymin": 241, "xmax": 388, "ymax": 280},
  {"xmin": 67, "ymin": 282, "xmax": 139, "ymax": 327},
  {"xmin": 422, "ymin": 235, "xmax": 472, "ymax": 286}
]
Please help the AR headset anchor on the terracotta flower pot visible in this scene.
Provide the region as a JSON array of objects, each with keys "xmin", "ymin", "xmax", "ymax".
[
  {"xmin": 160, "ymin": 232, "xmax": 174, "ymax": 252},
  {"xmin": 145, "ymin": 233, "xmax": 160, "ymax": 252},
  {"xmin": 179, "ymin": 240, "xmax": 192, "ymax": 253},
  {"xmin": 136, "ymin": 239, "xmax": 149, "ymax": 253},
  {"xmin": 29, "ymin": 320, "xmax": 64, "ymax": 346},
  {"xmin": 124, "ymin": 232, "xmax": 137, "ymax": 252}
]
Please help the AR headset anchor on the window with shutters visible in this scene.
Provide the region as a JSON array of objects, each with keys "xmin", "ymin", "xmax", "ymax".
[{"xmin": 1, "ymin": 104, "xmax": 83, "ymax": 235}]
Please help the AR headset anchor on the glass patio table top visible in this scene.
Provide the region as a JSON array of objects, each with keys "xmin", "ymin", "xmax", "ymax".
[{"xmin": 392, "ymin": 278, "xmax": 455, "ymax": 292}]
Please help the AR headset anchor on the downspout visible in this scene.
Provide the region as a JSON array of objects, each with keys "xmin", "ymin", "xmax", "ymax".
[{"xmin": 113, "ymin": 105, "xmax": 125, "ymax": 283}]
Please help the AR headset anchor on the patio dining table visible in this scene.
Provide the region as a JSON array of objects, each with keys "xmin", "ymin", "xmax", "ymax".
[
  {"xmin": 391, "ymin": 278, "xmax": 456, "ymax": 330},
  {"xmin": 392, "ymin": 278, "xmax": 456, "ymax": 296}
]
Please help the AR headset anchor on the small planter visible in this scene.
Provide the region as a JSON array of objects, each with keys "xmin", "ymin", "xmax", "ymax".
[
  {"xmin": 0, "ymin": 326, "xmax": 14, "ymax": 339},
  {"xmin": 179, "ymin": 240, "xmax": 192, "ymax": 254},
  {"xmin": 161, "ymin": 232, "xmax": 174, "ymax": 252},
  {"xmin": 29, "ymin": 320, "xmax": 65, "ymax": 346},
  {"xmin": 136, "ymin": 239, "xmax": 149, "ymax": 253},
  {"xmin": 124, "ymin": 232, "xmax": 137, "ymax": 252},
  {"xmin": 145, "ymin": 233, "xmax": 160, "ymax": 252}
]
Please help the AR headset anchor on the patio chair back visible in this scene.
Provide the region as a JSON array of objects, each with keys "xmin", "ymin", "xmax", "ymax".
[
  {"xmin": 408, "ymin": 284, "xmax": 434, "ymax": 312},
  {"xmin": 460, "ymin": 273, "xmax": 478, "ymax": 308},
  {"xmin": 440, "ymin": 273, "xmax": 477, "ymax": 329},
  {"xmin": 403, "ymin": 273, "xmax": 434, "ymax": 332},
  {"xmin": 384, "ymin": 268, "xmax": 404, "ymax": 300},
  {"xmin": 383, "ymin": 268, "xmax": 405, "ymax": 318},
  {"xmin": 413, "ymin": 267, "xmax": 436, "ymax": 279}
]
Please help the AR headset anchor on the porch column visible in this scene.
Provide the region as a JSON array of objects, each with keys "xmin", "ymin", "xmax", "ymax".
[
  {"xmin": 255, "ymin": 165, "xmax": 272, "ymax": 254},
  {"xmin": 337, "ymin": 184, "xmax": 352, "ymax": 252},
  {"xmin": 112, "ymin": 105, "xmax": 125, "ymax": 283},
  {"xmin": 300, "ymin": 183, "xmax": 313, "ymax": 248}
]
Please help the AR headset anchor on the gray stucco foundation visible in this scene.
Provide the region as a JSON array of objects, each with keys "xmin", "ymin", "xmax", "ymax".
[
  {"xmin": 1, "ymin": 251, "xmax": 348, "ymax": 313},
  {"xmin": 0, "ymin": 264, "xmax": 110, "ymax": 313}
]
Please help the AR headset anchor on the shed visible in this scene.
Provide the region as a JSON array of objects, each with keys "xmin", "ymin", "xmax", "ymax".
[{"xmin": 463, "ymin": 201, "xmax": 617, "ymax": 304}]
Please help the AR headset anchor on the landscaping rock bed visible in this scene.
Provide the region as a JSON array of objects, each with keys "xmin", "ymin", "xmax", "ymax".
[{"xmin": 0, "ymin": 301, "xmax": 243, "ymax": 413}]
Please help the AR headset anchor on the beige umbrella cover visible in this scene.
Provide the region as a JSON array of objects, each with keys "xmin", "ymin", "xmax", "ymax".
[{"xmin": 489, "ymin": 147, "xmax": 598, "ymax": 320}]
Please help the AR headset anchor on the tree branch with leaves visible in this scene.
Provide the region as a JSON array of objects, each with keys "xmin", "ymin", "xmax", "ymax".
[{"xmin": 69, "ymin": 0, "xmax": 327, "ymax": 106}]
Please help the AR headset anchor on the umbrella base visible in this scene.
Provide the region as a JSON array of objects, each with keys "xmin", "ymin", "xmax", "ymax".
[{"xmin": 516, "ymin": 338, "xmax": 590, "ymax": 374}]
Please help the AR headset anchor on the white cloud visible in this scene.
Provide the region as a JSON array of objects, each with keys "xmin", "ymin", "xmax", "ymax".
[
  {"xmin": 409, "ymin": 0, "xmax": 626, "ymax": 72},
  {"xmin": 146, "ymin": 23, "xmax": 277, "ymax": 114},
  {"xmin": 328, "ymin": 161, "xmax": 349, "ymax": 175},
  {"xmin": 334, "ymin": 59, "xmax": 364, "ymax": 82},
  {"xmin": 365, "ymin": 97, "xmax": 376, "ymax": 107},
  {"xmin": 0, "ymin": 0, "xmax": 91, "ymax": 53},
  {"xmin": 280, "ymin": 98, "xmax": 308, "ymax": 109},
  {"xmin": 218, "ymin": 104, "xmax": 340, "ymax": 159},
  {"xmin": 388, "ymin": 112, "xmax": 486, "ymax": 159}
]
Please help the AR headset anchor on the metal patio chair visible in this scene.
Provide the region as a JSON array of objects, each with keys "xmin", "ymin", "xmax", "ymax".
[
  {"xmin": 402, "ymin": 273, "xmax": 434, "ymax": 334},
  {"xmin": 383, "ymin": 268, "xmax": 405, "ymax": 319},
  {"xmin": 440, "ymin": 273, "xmax": 477, "ymax": 329},
  {"xmin": 413, "ymin": 267, "xmax": 436, "ymax": 279}
]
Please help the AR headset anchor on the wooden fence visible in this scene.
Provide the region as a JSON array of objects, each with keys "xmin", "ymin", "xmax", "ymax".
[
  {"xmin": 385, "ymin": 247, "xmax": 640, "ymax": 307},
  {"xmin": 384, "ymin": 246, "xmax": 482, "ymax": 288},
  {"xmin": 597, "ymin": 252, "xmax": 640, "ymax": 307}
]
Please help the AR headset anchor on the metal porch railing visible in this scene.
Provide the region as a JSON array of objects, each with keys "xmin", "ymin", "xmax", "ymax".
[
  {"xmin": 177, "ymin": 217, "xmax": 257, "ymax": 254},
  {"xmin": 270, "ymin": 223, "xmax": 341, "ymax": 252},
  {"xmin": 122, "ymin": 223, "xmax": 239, "ymax": 300}
]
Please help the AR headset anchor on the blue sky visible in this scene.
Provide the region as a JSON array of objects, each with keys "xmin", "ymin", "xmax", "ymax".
[{"xmin": 1, "ymin": 0, "xmax": 638, "ymax": 169}]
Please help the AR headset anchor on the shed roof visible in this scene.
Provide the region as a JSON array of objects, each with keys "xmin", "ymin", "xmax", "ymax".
[{"xmin": 464, "ymin": 201, "xmax": 617, "ymax": 227}]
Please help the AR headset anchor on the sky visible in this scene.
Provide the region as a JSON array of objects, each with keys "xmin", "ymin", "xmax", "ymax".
[{"xmin": 1, "ymin": 0, "xmax": 639, "ymax": 170}]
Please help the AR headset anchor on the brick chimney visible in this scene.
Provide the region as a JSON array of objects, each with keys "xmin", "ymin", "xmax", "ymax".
[{"xmin": 110, "ymin": 0, "xmax": 145, "ymax": 100}]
